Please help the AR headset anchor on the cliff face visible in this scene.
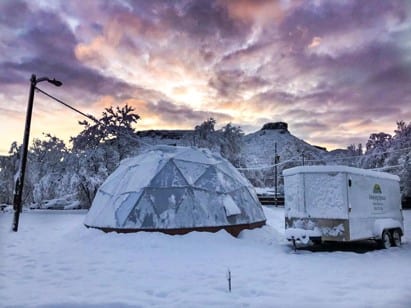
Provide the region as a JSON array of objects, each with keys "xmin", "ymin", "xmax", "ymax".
[
  {"xmin": 137, "ymin": 122, "xmax": 329, "ymax": 169},
  {"xmin": 240, "ymin": 124, "xmax": 328, "ymax": 188},
  {"xmin": 242, "ymin": 122, "xmax": 324, "ymax": 167}
]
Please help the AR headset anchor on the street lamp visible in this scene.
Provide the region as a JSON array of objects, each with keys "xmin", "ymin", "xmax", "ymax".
[{"xmin": 12, "ymin": 74, "xmax": 62, "ymax": 232}]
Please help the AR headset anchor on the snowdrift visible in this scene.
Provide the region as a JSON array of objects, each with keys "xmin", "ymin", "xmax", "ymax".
[{"xmin": 84, "ymin": 146, "xmax": 266, "ymax": 236}]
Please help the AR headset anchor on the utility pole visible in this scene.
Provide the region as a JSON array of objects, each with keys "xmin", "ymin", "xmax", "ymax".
[
  {"xmin": 274, "ymin": 143, "xmax": 279, "ymax": 207},
  {"xmin": 12, "ymin": 74, "xmax": 62, "ymax": 232},
  {"xmin": 12, "ymin": 75, "xmax": 36, "ymax": 232},
  {"xmin": 302, "ymin": 151, "xmax": 305, "ymax": 166}
]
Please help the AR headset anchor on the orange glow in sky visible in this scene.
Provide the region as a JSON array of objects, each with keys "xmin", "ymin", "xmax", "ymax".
[{"xmin": 1, "ymin": 0, "xmax": 410, "ymax": 154}]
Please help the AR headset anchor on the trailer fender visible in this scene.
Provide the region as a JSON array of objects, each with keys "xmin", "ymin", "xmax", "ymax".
[{"xmin": 374, "ymin": 219, "xmax": 403, "ymax": 238}]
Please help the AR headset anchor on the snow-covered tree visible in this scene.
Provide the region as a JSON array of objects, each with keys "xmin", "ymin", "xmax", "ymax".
[
  {"xmin": 347, "ymin": 143, "xmax": 363, "ymax": 156},
  {"xmin": 30, "ymin": 134, "xmax": 67, "ymax": 177},
  {"xmin": 193, "ymin": 118, "xmax": 244, "ymax": 167},
  {"xmin": 0, "ymin": 142, "xmax": 21, "ymax": 204},
  {"xmin": 219, "ymin": 123, "xmax": 244, "ymax": 167},
  {"xmin": 193, "ymin": 118, "xmax": 218, "ymax": 150},
  {"xmin": 27, "ymin": 134, "xmax": 70, "ymax": 204},
  {"xmin": 389, "ymin": 121, "xmax": 411, "ymax": 199},
  {"xmin": 360, "ymin": 132, "xmax": 392, "ymax": 169},
  {"xmin": 358, "ymin": 121, "xmax": 411, "ymax": 200},
  {"xmin": 71, "ymin": 105, "xmax": 140, "ymax": 158},
  {"xmin": 0, "ymin": 140, "xmax": 44, "ymax": 206},
  {"xmin": 67, "ymin": 105, "xmax": 141, "ymax": 207}
]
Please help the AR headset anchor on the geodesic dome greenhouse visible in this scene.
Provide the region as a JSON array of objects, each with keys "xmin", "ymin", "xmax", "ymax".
[{"xmin": 84, "ymin": 146, "xmax": 266, "ymax": 236}]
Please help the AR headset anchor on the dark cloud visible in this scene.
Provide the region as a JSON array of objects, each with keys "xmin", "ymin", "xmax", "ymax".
[
  {"xmin": 370, "ymin": 63, "xmax": 411, "ymax": 85},
  {"xmin": 285, "ymin": 108, "xmax": 324, "ymax": 120},
  {"xmin": 0, "ymin": 63, "xmax": 25, "ymax": 84},
  {"xmin": 313, "ymin": 134, "xmax": 366, "ymax": 149},
  {"xmin": 269, "ymin": 0, "xmax": 411, "ymax": 125},
  {"xmin": 0, "ymin": 0, "xmax": 30, "ymax": 27},
  {"xmin": 256, "ymin": 90, "xmax": 299, "ymax": 105},
  {"xmin": 209, "ymin": 69, "xmax": 268, "ymax": 99},
  {"xmin": 163, "ymin": 0, "xmax": 248, "ymax": 40},
  {"xmin": 280, "ymin": 0, "xmax": 406, "ymax": 51},
  {"xmin": 0, "ymin": 60, "xmax": 140, "ymax": 109},
  {"xmin": 294, "ymin": 120, "xmax": 329, "ymax": 131},
  {"xmin": 147, "ymin": 100, "xmax": 232, "ymax": 126},
  {"xmin": 0, "ymin": 1, "xmax": 141, "ymax": 104}
]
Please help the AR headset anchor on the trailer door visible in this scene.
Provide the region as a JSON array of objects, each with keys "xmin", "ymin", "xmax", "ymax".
[{"xmin": 347, "ymin": 174, "xmax": 375, "ymax": 240}]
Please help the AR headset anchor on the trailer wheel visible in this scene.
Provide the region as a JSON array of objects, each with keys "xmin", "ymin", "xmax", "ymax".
[
  {"xmin": 391, "ymin": 229, "xmax": 401, "ymax": 247},
  {"xmin": 311, "ymin": 238, "xmax": 322, "ymax": 246},
  {"xmin": 380, "ymin": 230, "xmax": 392, "ymax": 249}
]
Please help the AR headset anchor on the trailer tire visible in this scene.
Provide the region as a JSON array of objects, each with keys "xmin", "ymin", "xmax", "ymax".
[
  {"xmin": 311, "ymin": 239, "xmax": 322, "ymax": 245},
  {"xmin": 391, "ymin": 229, "xmax": 401, "ymax": 247},
  {"xmin": 380, "ymin": 230, "xmax": 392, "ymax": 249}
]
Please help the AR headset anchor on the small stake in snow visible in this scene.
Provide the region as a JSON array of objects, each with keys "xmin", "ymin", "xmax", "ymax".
[
  {"xmin": 227, "ymin": 269, "xmax": 231, "ymax": 292},
  {"xmin": 292, "ymin": 237, "xmax": 297, "ymax": 252}
]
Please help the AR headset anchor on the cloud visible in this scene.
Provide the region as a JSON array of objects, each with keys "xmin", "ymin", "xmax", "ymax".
[
  {"xmin": 221, "ymin": 0, "xmax": 289, "ymax": 24},
  {"xmin": 162, "ymin": 0, "xmax": 249, "ymax": 40},
  {"xmin": 209, "ymin": 69, "xmax": 269, "ymax": 99},
  {"xmin": 0, "ymin": 2, "xmax": 138, "ymax": 103},
  {"xmin": 1, "ymin": 0, "xmax": 410, "ymax": 153},
  {"xmin": 143, "ymin": 100, "xmax": 232, "ymax": 127}
]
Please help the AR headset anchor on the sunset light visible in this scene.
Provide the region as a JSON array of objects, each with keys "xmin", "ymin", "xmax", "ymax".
[{"xmin": 1, "ymin": 0, "xmax": 410, "ymax": 154}]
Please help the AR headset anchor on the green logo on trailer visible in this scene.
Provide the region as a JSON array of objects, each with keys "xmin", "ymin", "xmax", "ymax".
[{"xmin": 373, "ymin": 184, "xmax": 382, "ymax": 194}]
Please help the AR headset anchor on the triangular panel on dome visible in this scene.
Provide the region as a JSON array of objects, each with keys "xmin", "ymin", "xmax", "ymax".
[
  {"xmin": 173, "ymin": 148, "xmax": 218, "ymax": 165},
  {"xmin": 149, "ymin": 160, "xmax": 189, "ymax": 188},
  {"xmin": 192, "ymin": 190, "xmax": 228, "ymax": 226},
  {"xmin": 194, "ymin": 166, "xmax": 240, "ymax": 193},
  {"xmin": 122, "ymin": 163, "xmax": 162, "ymax": 192},
  {"xmin": 98, "ymin": 165, "xmax": 131, "ymax": 195},
  {"xmin": 124, "ymin": 191, "xmax": 158, "ymax": 228},
  {"xmin": 114, "ymin": 191, "xmax": 143, "ymax": 226},
  {"xmin": 215, "ymin": 161, "xmax": 250, "ymax": 187},
  {"xmin": 83, "ymin": 190, "xmax": 113, "ymax": 227},
  {"xmin": 101, "ymin": 159, "xmax": 160, "ymax": 195},
  {"xmin": 157, "ymin": 207, "xmax": 177, "ymax": 229},
  {"xmin": 173, "ymin": 188, "xmax": 196, "ymax": 228},
  {"xmin": 143, "ymin": 187, "xmax": 187, "ymax": 216},
  {"xmin": 173, "ymin": 160, "xmax": 209, "ymax": 185}
]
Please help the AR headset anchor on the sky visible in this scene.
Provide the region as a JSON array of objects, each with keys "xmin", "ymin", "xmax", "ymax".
[{"xmin": 1, "ymin": 0, "xmax": 410, "ymax": 155}]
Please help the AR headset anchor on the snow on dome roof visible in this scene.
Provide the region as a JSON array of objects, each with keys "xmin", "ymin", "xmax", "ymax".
[
  {"xmin": 84, "ymin": 146, "xmax": 266, "ymax": 236},
  {"xmin": 283, "ymin": 165, "xmax": 400, "ymax": 181}
]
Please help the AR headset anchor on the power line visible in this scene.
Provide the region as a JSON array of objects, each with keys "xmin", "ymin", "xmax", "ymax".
[
  {"xmin": 237, "ymin": 155, "xmax": 301, "ymax": 171},
  {"xmin": 35, "ymin": 86, "xmax": 151, "ymax": 146},
  {"xmin": 302, "ymin": 146, "xmax": 411, "ymax": 164},
  {"xmin": 370, "ymin": 165, "xmax": 403, "ymax": 171},
  {"xmin": 331, "ymin": 146, "xmax": 411, "ymax": 160},
  {"xmin": 237, "ymin": 146, "xmax": 411, "ymax": 171},
  {"xmin": 36, "ymin": 87, "xmax": 95, "ymax": 122}
]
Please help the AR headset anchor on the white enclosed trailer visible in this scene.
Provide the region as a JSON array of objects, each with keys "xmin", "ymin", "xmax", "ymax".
[{"xmin": 283, "ymin": 166, "xmax": 404, "ymax": 248}]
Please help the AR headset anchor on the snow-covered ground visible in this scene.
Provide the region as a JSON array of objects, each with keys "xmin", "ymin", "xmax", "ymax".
[{"xmin": 1, "ymin": 208, "xmax": 410, "ymax": 307}]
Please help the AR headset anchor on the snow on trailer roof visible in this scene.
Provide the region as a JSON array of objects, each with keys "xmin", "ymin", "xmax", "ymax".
[{"xmin": 283, "ymin": 165, "xmax": 400, "ymax": 181}]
